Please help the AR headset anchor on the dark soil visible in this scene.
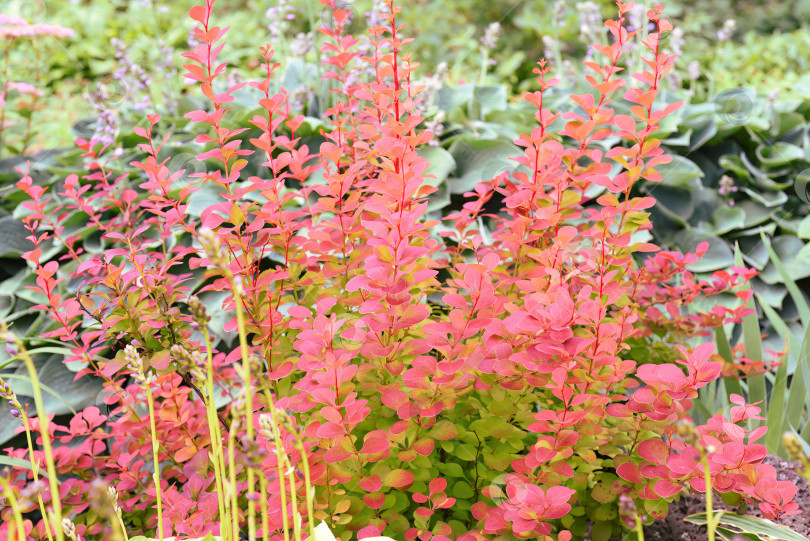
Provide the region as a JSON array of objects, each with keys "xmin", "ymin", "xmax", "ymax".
[{"xmin": 644, "ymin": 456, "xmax": 810, "ymax": 541}]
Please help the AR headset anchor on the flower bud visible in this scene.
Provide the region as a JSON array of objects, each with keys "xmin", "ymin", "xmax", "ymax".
[
  {"xmin": 62, "ymin": 518, "xmax": 79, "ymax": 541},
  {"xmin": 0, "ymin": 377, "xmax": 22, "ymax": 410},
  {"xmin": 187, "ymin": 296, "xmax": 210, "ymax": 327},
  {"xmin": 783, "ymin": 432, "xmax": 806, "ymax": 462},
  {"xmin": 124, "ymin": 344, "xmax": 146, "ymax": 384}
]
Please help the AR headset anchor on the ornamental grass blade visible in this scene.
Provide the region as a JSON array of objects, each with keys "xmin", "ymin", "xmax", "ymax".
[
  {"xmin": 686, "ymin": 512, "xmax": 810, "ymax": 541},
  {"xmin": 764, "ymin": 336, "xmax": 789, "ymax": 454},
  {"xmin": 735, "ymin": 243, "xmax": 766, "ymax": 427},
  {"xmin": 760, "ymin": 230, "xmax": 810, "ymax": 328},
  {"xmin": 758, "ymin": 296, "xmax": 809, "ymax": 453},
  {"xmin": 781, "ymin": 318, "xmax": 810, "ymax": 448},
  {"xmin": 716, "ymin": 325, "xmax": 742, "ymax": 406}
]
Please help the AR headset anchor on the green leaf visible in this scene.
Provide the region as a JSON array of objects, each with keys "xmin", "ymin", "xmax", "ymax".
[
  {"xmin": 765, "ymin": 341, "xmax": 789, "ymax": 453},
  {"xmin": 657, "ymin": 155, "xmax": 704, "ymax": 187},
  {"xmin": 0, "ymin": 216, "xmax": 32, "ymax": 256},
  {"xmin": 740, "ymin": 151, "xmax": 792, "ymax": 190},
  {"xmin": 0, "ymin": 454, "xmax": 47, "ymax": 477},
  {"xmin": 714, "ymin": 526, "xmax": 762, "ymax": 541},
  {"xmin": 682, "ymin": 231, "xmax": 734, "ymax": 273},
  {"xmin": 686, "ymin": 512, "xmax": 810, "ymax": 541},
  {"xmin": 643, "ymin": 498, "xmax": 669, "ymax": 520},
  {"xmin": 469, "ymin": 416, "xmax": 518, "ymax": 439},
  {"xmin": 451, "ymin": 481, "xmax": 475, "ymax": 499},
  {"xmin": 419, "ymin": 146, "xmax": 456, "ymax": 188},
  {"xmin": 2, "ymin": 373, "xmax": 78, "ymax": 416},
  {"xmin": 759, "ymin": 231, "xmax": 810, "ymax": 327},
  {"xmin": 711, "ymin": 206, "xmax": 746, "ymax": 235},
  {"xmin": 651, "ymin": 186, "xmax": 695, "ymax": 225},
  {"xmin": 446, "ymin": 138, "xmax": 521, "ymax": 194},
  {"xmin": 437, "ymin": 84, "xmax": 474, "ymax": 112},
  {"xmin": 735, "ymin": 244, "xmax": 766, "ymax": 428},
  {"xmin": 737, "ymin": 201, "xmax": 774, "ymax": 230},
  {"xmin": 756, "ymin": 142, "xmax": 805, "ymax": 167},
  {"xmin": 473, "ymin": 84, "xmax": 508, "ymax": 115},
  {"xmin": 797, "ymin": 216, "xmax": 810, "ymax": 239},
  {"xmin": 690, "ymin": 120, "xmax": 718, "ymax": 151},
  {"xmin": 759, "ymin": 237, "xmax": 810, "ymax": 285},
  {"xmin": 590, "ymin": 520, "xmax": 613, "ymax": 541},
  {"xmin": 716, "ymin": 326, "xmax": 743, "ymax": 404},
  {"xmin": 784, "ymin": 321, "xmax": 810, "ymax": 438},
  {"xmin": 741, "ymin": 188, "xmax": 788, "ymax": 208},
  {"xmin": 187, "ymin": 183, "xmax": 226, "ymax": 217}
]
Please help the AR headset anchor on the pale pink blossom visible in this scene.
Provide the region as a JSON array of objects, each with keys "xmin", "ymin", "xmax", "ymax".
[
  {"xmin": 8, "ymin": 81, "xmax": 43, "ymax": 97},
  {"xmin": 0, "ymin": 16, "xmax": 74, "ymax": 40}
]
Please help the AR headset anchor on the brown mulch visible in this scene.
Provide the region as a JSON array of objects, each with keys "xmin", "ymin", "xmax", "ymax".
[{"xmin": 644, "ymin": 455, "xmax": 810, "ymax": 541}]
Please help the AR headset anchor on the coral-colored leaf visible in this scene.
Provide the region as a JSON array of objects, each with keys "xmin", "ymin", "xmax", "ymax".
[
  {"xmin": 384, "ymin": 469, "xmax": 414, "ymax": 488},
  {"xmin": 429, "ymin": 420, "xmax": 458, "ymax": 441},
  {"xmin": 359, "ymin": 475, "xmax": 382, "ymax": 492},
  {"xmin": 638, "ymin": 439, "xmax": 669, "ymax": 465},
  {"xmin": 413, "ymin": 438, "xmax": 435, "ymax": 456},
  {"xmin": 617, "ymin": 462, "xmax": 644, "ymax": 483},
  {"xmin": 429, "ymin": 478, "xmax": 447, "ymax": 495},
  {"xmin": 363, "ymin": 492, "xmax": 386, "ymax": 510}
]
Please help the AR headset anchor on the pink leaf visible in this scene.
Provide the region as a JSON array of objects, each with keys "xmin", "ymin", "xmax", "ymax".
[
  {"xmin": 429, "ymin": 478, "xmax": 447, "ymax": 495},
  {"xmin": 638, "ymin": 439, "xmax": 669, "ymax": 466},
  {"xmin": 359, "ymin": 475, "xmax": 382, "ymax": 492}
]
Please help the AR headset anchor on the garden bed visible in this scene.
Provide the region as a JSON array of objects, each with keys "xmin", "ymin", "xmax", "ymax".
[{"xmin": 645, "ymin": 456, "xmax": 810, "ymax": 540}]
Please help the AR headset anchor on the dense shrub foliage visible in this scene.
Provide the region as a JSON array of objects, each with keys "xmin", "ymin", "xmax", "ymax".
[{"xmin": 0, "ymin": 1, "xmax": 804, "ymax": 541}]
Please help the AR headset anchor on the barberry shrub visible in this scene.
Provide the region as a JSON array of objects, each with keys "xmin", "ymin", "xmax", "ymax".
[{"xmin": 0, "ymin": 1, "xmax": 800, "ymax": 540}]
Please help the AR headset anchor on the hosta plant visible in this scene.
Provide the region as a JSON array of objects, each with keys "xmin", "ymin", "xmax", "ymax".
[{"xmin": 0, "ymin": 1, "xmax": 801, "ymax": 541}]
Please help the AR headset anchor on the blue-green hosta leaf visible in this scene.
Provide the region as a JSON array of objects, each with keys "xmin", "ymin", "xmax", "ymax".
[
  {"xmin": 741, "ymin": 188, "xmax": 788, "ymax": 208},
  {"xmin": 719, "ymin": 154, "xmax": 751, "ymax": 183},
  {"xmin": 186, "ymin": 182, "xmax": 227, "ymax": 217},
  {"xmin": 798, "ymin": 215, "xmax": 810, "ymax": 239},
  {"xmin": 651, "ymin": 185, "xmax": 695, "ymax": 226},
  {"xmin": 759, "ymin": 236, "xmax": 810, "ymax": 284},
  {"xmin": 473, "ymin": 84, "xmax": 508, "ymax": 115},
  {"xmin": 775, "ymin": 217, "xmax": 804, "ymax": 237},
  {"xmin": 760, "ymin": 230, "xmax": 810, "ymax": 327},
  {"xmin": 419, "ymin": 146, "xmax": 456, "ymax": 188},
  {"xmin": 426, "ymin": 182, "xmax": 450, "ymax": 213},
  {"xmin": 740, "ymin": 151, "xmax": 793, "ymax": 190},
  {"xmin": 756, "ymin": 142, "xmax": 806, "ymax": 167},
  {"xmin": 0, "ymin": 269, "xmax": 47, "ymax": 308},
  {"xmin": 437, "ymin": 84, "xmax": 474, "ymax": 112},
  {"xmin": 200, "ymin": 290, "xmax": 236, "ymax": 348},
  {"xmin": 681, "ymin": 102, "xmax": 717, "ymax": 128},
  {"xmin": 690, "ymin": 120, "xmax": 719, "ymax": 151},
  {"xmin": 713, "ymin": 88, "xmax": 770, "ymax": 131},
  {"xmin": 0, "ymin": 216, "xmax": 31, "ymax": 256},
  {"xmin": 10, "ymin": 354, "xmax": 102, "ymax": 415},
  {"xmin": 447, "ymin": 138, "xmax": 521, "ymax": 194},
  {"xmin": 691, "ymin": 182, "xmax": 723, "ymax": 225},
  {"xmin": 710, "ymin": 205, "xmax": 746, "ymax": 235},
  {"xmin": 681, "ymin": 231, "xmax": 734, "ymax": 273},
  {"xmin": 774, "ymin": 111, "xmax": 806, "ymax": 137},
  {"xmin": 657, "ymin": 155, "xmax": 704, "ymax": 187},
  {"xmin": 751, "ymin": 278, "xmax": 789, "ymax": 308},
  {"xmin": 737, "ymin": 201, "xmax": 774, "ymax": 230},
  {"xmin": 737, "ymin": 234, "xmax": 770, "ymax": 271},
  {"xmin": 0, "ymin": 355, "xmax": 104, "ymax": 445},
  {"xmin": 662, "ymin": 129, "xmax": 693, "ymax": 147}
]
